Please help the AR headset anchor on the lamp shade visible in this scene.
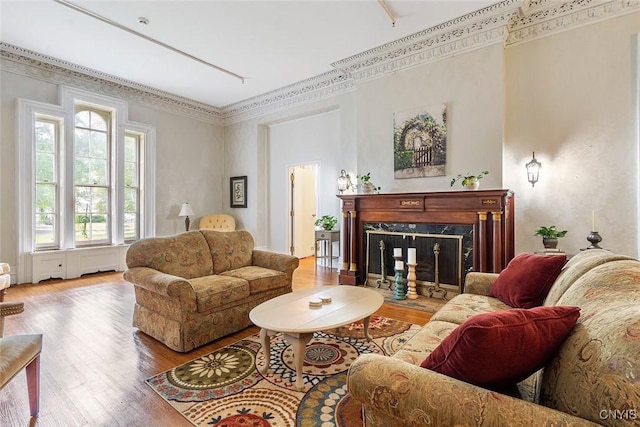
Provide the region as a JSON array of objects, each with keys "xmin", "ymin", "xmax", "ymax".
[{"xmin": 178, "ymin": 202, "xmax": 194, "ymax": 217}]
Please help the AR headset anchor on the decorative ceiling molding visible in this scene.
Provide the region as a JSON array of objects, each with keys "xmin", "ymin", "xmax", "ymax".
[
  {"xmin": 330, "ymin": 0, "xmax": 521, "ymax": 83},
  {"xmin": 0, "ymin": 42, "xmax": 226, "ymax": 125},
  {"xmin": 505, "ymin": 0, "xmax": 640, "ymax": 46},
  {"xmin": 1, "ymin": 0, "xmax": 637, "ymax": 126},
  {"xmin": 222, "ymin": 70, "xmax": 355, "ymax": 124}
]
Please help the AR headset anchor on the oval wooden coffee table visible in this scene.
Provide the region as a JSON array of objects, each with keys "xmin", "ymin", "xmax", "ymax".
[{"xmin": 249, "ymin": 286, "xmax": 384, "ymax": 390}]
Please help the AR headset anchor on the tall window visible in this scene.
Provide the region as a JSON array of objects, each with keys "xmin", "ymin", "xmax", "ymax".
[
  {"xmin": 19, "ymin": 89, "xmax": 155, "ymax": 256},
  {"xmin": 124, "ymin": 131, "xmax": 142, "ymax": 242},
  {"xmin": 74, "ymin": 108, "xmax": 111, "ymax": 246},
  {"xmin": 34, "ymin": 117, "xmax": 60, "ymax": 250}
]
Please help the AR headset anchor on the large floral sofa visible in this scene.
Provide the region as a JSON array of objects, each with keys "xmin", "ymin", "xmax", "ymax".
[
  {"xmin": 348, "ymin": 249, "xmax": 640, "ymax": 426},
  {"xmin": 124, "ymin": 230, "xmax": 299, "ymax": 352}
]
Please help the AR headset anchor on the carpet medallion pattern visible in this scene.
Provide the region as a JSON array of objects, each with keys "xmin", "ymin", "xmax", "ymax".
[{"xmin": 147, "ymin": 315, "xmax": 420, "ymax": 426}]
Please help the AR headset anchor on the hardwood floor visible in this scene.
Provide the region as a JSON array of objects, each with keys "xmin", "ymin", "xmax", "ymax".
[{"xmin": 0, "ymin": 257, "xmax": 433, "ymax": 427}]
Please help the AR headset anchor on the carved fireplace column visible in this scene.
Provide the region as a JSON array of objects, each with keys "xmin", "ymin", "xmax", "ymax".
[
  {"xmin": 477, "ymin": 212, "xmax": 488, "ymax": 272},
  {"xmin": 341, "ymin": 211, "xmax": 349, "ymax": 271},
  {"xmin": 491, "ymin": 212, "xmax": 503, "ymax": 273},
  {"xmin": 349, "ymin": 210, "xmax": 358, "ymax": 273}
]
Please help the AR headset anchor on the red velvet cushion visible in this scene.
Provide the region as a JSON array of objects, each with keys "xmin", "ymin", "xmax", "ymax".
[
  {"xmin": 489, "ymin": 253, "xmax": 567, "ymax": 308},
  {"xmin": 420, "ymin": 306, "xmax": 580, "ymax": 388}
]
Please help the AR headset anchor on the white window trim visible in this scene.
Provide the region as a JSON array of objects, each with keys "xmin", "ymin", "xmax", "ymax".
[{"xmin": 17, "ymin": 86, "xmax": 156, "ymax": 284}]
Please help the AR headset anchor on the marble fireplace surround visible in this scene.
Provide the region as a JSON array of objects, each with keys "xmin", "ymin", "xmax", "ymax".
[{"xmin": 337, "ymin": 190, "xmax": 515, "ymax": 286}]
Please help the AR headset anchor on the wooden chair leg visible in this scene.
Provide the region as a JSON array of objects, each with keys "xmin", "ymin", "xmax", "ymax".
[{"xmin": 26, "ymin": 354, "xmax": 40, "ymax": 417}]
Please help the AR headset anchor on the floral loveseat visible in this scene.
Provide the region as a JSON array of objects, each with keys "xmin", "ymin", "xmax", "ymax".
[
  {"xmin": 124, "ymin": 230, "xmax": 299, "ymax": 352},
  {"xmin": 348, "ymin": 249, "xmax": 640, "ymax": 426}
]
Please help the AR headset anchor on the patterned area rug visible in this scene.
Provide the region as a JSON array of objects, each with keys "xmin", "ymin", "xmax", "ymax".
[{"xmin": 146, "ymin": 316, "xmax": 420, "ymax": 426}]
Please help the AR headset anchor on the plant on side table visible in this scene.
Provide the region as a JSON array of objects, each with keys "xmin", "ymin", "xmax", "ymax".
[
  {"xmin": 315, "ymin": 215, "xmax": 338, "ymax": 231},
  {"xmin": 535, "ymin": 225, "xmax": 568, "ymax": 250},
  {"xmin": 450, "ymin": 170, "xmax": 489, "ymax": 190}
]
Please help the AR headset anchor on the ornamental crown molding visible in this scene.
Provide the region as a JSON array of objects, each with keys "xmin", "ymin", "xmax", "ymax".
[
  {"xmin": 1, "ymin": 0, "xmax": 637, "ymax": 125},
  {"xmin": 505, "ymin": 0, "xmax": 640, "ymax": 45},
  {"xmin": 222, "ymin": 69, "xmax": 355, "ymax": 125},
  {"xmin": 331, "ymin": 0, "xmax": 521, "ymax": 83},
  {"xmin": 0, "ymin": 42, "xmax": 226, "ymax": 125}
]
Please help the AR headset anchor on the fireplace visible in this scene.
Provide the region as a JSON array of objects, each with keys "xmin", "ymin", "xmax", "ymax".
[
  {"xmin": 364, "ymin": 225, "xmax": 468, "ymax": 295},
  {"xmin": 337, "ymin": 190, "xmax": 514, "ymax": 287}
]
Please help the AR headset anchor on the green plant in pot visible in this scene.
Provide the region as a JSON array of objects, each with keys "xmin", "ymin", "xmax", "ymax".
[
  {"xmin": 315, "ymin": 215, "xmax": 338, "ymax": 231},
  {"xmin": 356, "ymin": 172, "xmax": 381, "ymax": 194},
  {"xmin": 450, "ymin": 170, "xmax": 489, "ymax": 190},
  {"xmin": 535, "ymin": 225, "xmax": 568, "ymax": 249}
]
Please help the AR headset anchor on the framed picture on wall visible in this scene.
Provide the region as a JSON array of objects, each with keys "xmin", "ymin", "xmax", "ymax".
[{"xmin": 230, "ymin": 176, "xmax": 247, "ymax": 208}]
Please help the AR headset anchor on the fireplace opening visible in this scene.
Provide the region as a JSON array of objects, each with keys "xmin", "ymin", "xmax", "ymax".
[{"xmin": 363, "ymin": 223, "xmax": 472, "ymax": 296}]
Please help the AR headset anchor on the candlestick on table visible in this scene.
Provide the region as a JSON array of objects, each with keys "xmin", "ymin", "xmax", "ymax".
[
  {"xmin": 407, "ymin": 248, "xmax": 416, "ymax": 265},
  {"xmin": 406, "ymin": 262, "xmax": 418, "ymax": 300},
  {"xmin": 394, "ymin": 261, "xmax": 406, "ymax": 300}
]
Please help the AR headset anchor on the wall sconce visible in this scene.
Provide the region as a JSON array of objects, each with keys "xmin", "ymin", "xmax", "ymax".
[
  {"xmin": 525, "ymin": 152, "xmax": 541, "ymax": 187},
  {"xmin": 337, "ymin": 169, "xmax": 355, "ymax": 193},
  {"xmin": 178, "ymin": 202, "xmax": 195, "ymax": 231}
]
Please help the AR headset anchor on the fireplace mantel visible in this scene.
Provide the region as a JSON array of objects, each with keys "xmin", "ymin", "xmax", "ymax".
[{"xmin": 337, "ymin": 190, "xmax": 514, "ymax": 285}]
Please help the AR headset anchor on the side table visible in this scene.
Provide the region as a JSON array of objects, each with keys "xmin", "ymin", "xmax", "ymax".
[{"xmin": 314, "ymin": 229, "xmax": 340, "ymax": 270}]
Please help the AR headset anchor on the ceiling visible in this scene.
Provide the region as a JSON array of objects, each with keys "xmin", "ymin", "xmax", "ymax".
[{"xmin": 0, "ymin": 0, "xmax": 494, "ymax": 108}]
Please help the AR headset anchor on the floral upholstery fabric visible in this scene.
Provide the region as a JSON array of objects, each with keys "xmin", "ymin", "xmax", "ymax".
[
  {"xmin": 189, "ymin": 275, "xmax": 250, "ymax": 313},
  {"xmin": 124, "ymin": 230, "xmax": 299, "ymax": 352},
  {"xmin": 431, "ymin": 293, "xmax": 512, "ymax": 325},
  {"xmin": 221, "ymin": 266, "xmax": 286, "ymax": 294},
  {"xmin": 125, "ymin": 231, "xmax": 213, "ymax": 279},
  {"xmin": 544, "ymin": 250, "xmax": 634, "ymax": 306},
  {"xmin": 541, "ymin": 260, "xmax": 640, "ymax": 424},
  {"xmin": 348, "ymin": 354, "xmax": 602, "ymax": 427},
  {"xmin": 348, "ymin": 249, "xmax": 639, "ymax": 426},
  {"xmin": 201, "ymin": 230, "xmax": 254, "ymax": 274}
]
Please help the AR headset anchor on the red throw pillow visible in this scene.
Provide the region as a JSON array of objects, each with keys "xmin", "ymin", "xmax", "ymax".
[
  {"xmin": 420, "ymin": 306, "xmax": 580, "ymax": 389},
  {"xmin": 489, "ymin": 253, "xmax": 566, "ymax": 308}
]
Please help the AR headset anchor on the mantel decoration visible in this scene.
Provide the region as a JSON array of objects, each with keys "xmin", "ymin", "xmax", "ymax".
[
  {"xmin": 357, "ymin": 172, "xmax": 381, "ymax": 194},
  {"xmin": 336, "ymin": 169, "xmax": 356, "ymax": 194},
  {"xmin": 314, "ymin": 215, "xmax": 337, "ymax": 231},
  {"xmin": 450, "ymin": 170, "xmax": 489, "ymax": 190},
  {"xmin": 230, "ymin": 176, "xmax": 247, "ymax": 208},
  {"xmin": 534, "ymin": 225, "xmax": 567, "ymax": 250}
]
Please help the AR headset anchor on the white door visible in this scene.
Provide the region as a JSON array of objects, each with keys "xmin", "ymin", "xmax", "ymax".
[{"xmin": 289, "ymin": 164, "xmax": 317, "ymax": 257}]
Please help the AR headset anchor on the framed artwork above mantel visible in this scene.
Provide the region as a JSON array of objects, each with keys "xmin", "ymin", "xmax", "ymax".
[{"xmin": 230, "ymin": 176, "xmax": 247, "ymax": 208}]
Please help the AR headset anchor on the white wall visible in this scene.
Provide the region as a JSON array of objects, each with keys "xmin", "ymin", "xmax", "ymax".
[
  {"xmin": 0, "ymin": 70, "xmax": 225, "ymax": 281},
  {"xmin": 224, "ymin": 93, "xmax": 358, "ymax": 249},
  {"xmin": 504, "ymin": 12, "xmax": 640, "ymax": 256},
  {"xmin": 355, "ymin": 43, "xmax": 504, "ymax": 193},
  {"xmin": 267, "ymin": 110, "xmax": 341, "ymax": 253}
]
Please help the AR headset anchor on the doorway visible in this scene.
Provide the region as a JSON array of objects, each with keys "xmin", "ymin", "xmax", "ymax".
[{"xmin": 288, "ymin": 163, "xmax": 318, "ymax": 257}]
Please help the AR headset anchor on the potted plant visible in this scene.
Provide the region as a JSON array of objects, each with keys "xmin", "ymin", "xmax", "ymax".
[
  {"xmin": 314, "ymin": 215, "xmax": 338, "ymax": 231},
  {"xmin": 534, "ymin": 225, "xmax": 568, "ymax": 249},
  {"xmin": 450, "ymin": 170, "xmax": 489, "ymax": 190},
  {"xmin": 356, "ymin": 172, "xmax": 381, "ymax": 194}
]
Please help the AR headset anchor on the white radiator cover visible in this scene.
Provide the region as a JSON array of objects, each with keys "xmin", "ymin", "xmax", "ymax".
[{"xmin": 31, "ymin": 245, "xmax": 129, "ymax": 284}]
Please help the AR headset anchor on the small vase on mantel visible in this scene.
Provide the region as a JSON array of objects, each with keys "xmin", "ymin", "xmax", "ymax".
[{"xmin": 464, "ymin": 180, "xmax": 480, "ymax": 191}]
